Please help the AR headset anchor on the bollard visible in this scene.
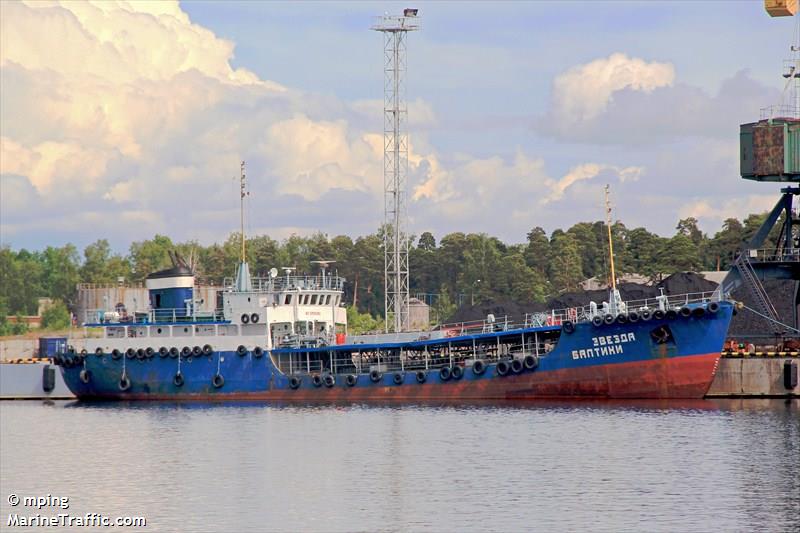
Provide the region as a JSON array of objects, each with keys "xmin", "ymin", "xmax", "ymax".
[
  {"xmin": 42, "ymin": 365, "xmax": 56, "ymax": 392},
  {"xmin": 784, "ymin": 360, "xmax": 798, "ymax": 390}
]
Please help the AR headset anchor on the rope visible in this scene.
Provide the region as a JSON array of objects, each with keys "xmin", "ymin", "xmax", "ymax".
[{"xmin": 741, "ymin": 304, "xmax": 800, "ymax": 334}]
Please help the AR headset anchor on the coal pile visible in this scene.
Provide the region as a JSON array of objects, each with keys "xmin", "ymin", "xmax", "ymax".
[
  {"xmin": 444, "ymin": 272, "xmax": 798, "ymax": 340},
  {"xmin": 729, "ymin": 280, "xmax": 797, "ymax": 339},
  {"xmin": 445, "ymin": 299, "xmax": 543, "ymax": 325},
  {"xmin": 656, "ymin": 272, "xmax": 718, "ymax": 295}
]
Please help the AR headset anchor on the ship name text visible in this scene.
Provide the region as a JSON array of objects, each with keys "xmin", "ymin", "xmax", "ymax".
[{"xmin": 572, "ymin": 332, "xmax": 636, "ymax": 360}]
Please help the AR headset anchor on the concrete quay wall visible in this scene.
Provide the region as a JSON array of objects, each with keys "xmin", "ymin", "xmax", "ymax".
[{"xmin": 707, "ymin": 357, "xmax": 799, "ymax": 397}]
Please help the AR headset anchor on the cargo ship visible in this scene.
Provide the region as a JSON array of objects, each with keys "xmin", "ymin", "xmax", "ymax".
[
  {"xmin": 52, "ymin": 173, "xmax": 734, "ymax": 401},
  {"xmin": 52, "ymin": 248, "xmax": 733, "ymax": 401}
]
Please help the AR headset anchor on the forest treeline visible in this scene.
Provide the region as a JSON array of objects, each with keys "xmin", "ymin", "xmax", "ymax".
[{"xmin": 0, "ymin": 213, "xmax": 780, "ymax": 326}]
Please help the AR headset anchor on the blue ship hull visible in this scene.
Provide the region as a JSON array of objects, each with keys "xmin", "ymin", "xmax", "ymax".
[{"xmin": 57, "ymin": 302, "xmax": 733, "ymax": 400}]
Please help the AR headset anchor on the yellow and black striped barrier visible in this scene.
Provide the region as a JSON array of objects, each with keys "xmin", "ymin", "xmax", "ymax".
[
  {"xmin": 722, "ymin": 351, "xmax": 800, "ymax": 359},
  {"xmin": 0, "ymin": 358, "xmax": 52, "ymax": 364}
]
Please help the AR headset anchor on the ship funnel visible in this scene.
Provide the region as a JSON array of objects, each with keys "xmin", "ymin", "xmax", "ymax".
[{"xmin": 145, "ymin": 251, "xmax": 195, "ymax": 318}]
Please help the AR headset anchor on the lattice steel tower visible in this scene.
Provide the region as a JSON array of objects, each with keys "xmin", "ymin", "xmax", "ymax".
[{"xmin": 372, "ymin": 9, "xmax": 419, "ymax": 333}]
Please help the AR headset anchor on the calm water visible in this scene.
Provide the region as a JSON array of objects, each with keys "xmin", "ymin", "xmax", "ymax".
[{"xmin": 1, "ymin": 399, "xmax": 798, "ymax": 533}]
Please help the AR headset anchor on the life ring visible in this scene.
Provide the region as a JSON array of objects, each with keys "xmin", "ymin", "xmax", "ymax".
[
  {"xmin": 181, "ymin": 346, "xmax": 192, "ymax": 357},
  {"xmin": 79, "ymin": 369, "xmax": 92, "ymax": 384},
  {"xmin": 604, "ymin": 314, "xmax": 615, "ymax": 325},
  {"xmin": 346, "ymin": 374, "xmax": 357, "ymax": 387},
  {"xmin": 145, "ymin": 347, "xmax": 155, "ymax": 358},
  {"xmin": 707, "ymin": 301, "xmax": 720, "ymax": 314},
  {"xmin": 510, "ymin": 359, "xmax": 523, "ymax": 374},
  {"xmin": 169, "ymin": 347, "xmax": 179, "ymax": 358},
  {"xmin": 369, "ymin": 370, "xmax": 382, "ymax": 382},
  {"xmin": 173, "ymin": 372, "xmax": 184, "ymax": 387},
  {"xmin": 666, "ymin": 310, "xmax": 678, "ymax": 320},
  {"xmin": 628, "ymin": 311, "xmax": 640, "ymax": 323},
  {"xmin": 250, "ymin": 313, "xmax": 260, "ymax": 324},
  {"xmin": 253, "ymin": 346, "xmax": 263, "ymax": 358},
  {"xmin": 159, "ymin": 347, "xmax": 169, "ymax": 358},
  {"xmin": 94, "ymin": 347, "xmax": 104, "ymax": 356},
  {"xmin": 202, "ymin": 344, "xmax": 213, "ymax": 356},
  {"xmin": 439, "ymin": 367, "xmax": 451, "ymax": 381},
  {"xmin": 192, "ymin": 346, "xmax": 202, "ymax": 356},
  {"xmin": 523, "ymin": 354, "xmax": 539, "ymax": 370},
  {"xmin": 592, "ymin": 316, "xmax": 604, "ymax": 327},
  {"xmin": 496, "ymin": 360, "xmax": 510, "ymax": 376},
  {"xmin": 112, "ymin": 349, "xmax": 122, "ymax": 360},
  {"xmin": 451, "ymin": 365, "xmax": 464, "ymax": 380},
  {"xmin": 323, "ymin": 374, "xmax": 336, "ymax": 388},
  {"xmin": 416, "ymin": 370, "xmax": 427, "ymax": 383},
  {"xmin": 472, "ymin": 360, "xmax": 486, "ymax": 376},
  {"xmin": 640, "ymin": 310, "xmax": 652, "ymax": 321},
  {"xmin": 312, "ymin": 375, "xmax": 323, "ymax": 387},
  {"xmin": 212, "ymin": 374, "xmax": 224, "ymax": 388},
  {"xmin": 126, "ymin": 348, "xmax": 136, "ymax": 359},
  {"xmin": 241, "ymin": 313, "xmax": 250, "ymax": 324},
  {"xmin": 289, "ymin": 376, "xmax": 301, "ymax": 389},
  {"xmin": 118, "ymin": 375, "xmax": 131, "ymax": 391},
  {"xmin": 563, "ymin": 321, "xmax": 575, "ymax": 334},
  {"xmin": 237, "ymin": 345, "xmax": 248, "ymax": 356},
  {"xmin": 653, "ymin": 309, "xmax": 665, "ymax": 320},
  {"xmin": 393, "ymin": 372, "xmax": 404, "ymax": 385},
  {"xmin": 680, "ymin": 307, "xmax": 692, "ymax": 318}
]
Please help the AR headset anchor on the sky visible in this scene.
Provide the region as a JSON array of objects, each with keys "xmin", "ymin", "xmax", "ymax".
[{"xmin": 0, "ymin": 1, "xmax": 796, "ymax": 253}]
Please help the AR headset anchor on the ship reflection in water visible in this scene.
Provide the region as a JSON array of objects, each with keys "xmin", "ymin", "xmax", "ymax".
[{"xmin": 1, "ymin": 399, "xmax": 797, "ymax": 532}]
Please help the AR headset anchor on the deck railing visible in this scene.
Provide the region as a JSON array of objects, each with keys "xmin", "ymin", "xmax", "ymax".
[
  {"xmin": 744, "ymin": 248, "xmax": 800, "ymax": 263},
  {"xmin": 271, "ymin": 337, "xmax": 555, "ymax": 377},
  {"xmin": 222, "ymin": 275, "xmax": 345, "ymax": 293},
  {"xmin": 81, "ymin": 307, "xmax": 225, "ymax": 325},
  {"xmin": 430, "ymin": 291, "xmax": 720, "ymax": 333}
]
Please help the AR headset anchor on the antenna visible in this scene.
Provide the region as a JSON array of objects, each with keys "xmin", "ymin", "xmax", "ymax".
[
  {"xmin": 312, "ymin": 260, "xmax": 336, "ymax": 288},
  {"xmin": 372, "ymin": 9, "xmax": 419, "ymax": 333},
  {"xmin": 239, "ymin": 161, "xmax": 248, "ymax": 262},
  {"xmin": 604, "ymin": 184, "xmax": 617, "ymax": 291}
]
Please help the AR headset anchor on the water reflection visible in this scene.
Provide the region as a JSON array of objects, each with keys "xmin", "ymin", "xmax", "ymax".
[{"xmin": 2, "ymin": 399, "xmax": 797, "ymax": 533}]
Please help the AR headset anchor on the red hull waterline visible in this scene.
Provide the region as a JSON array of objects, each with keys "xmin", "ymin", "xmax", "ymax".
[{"xmin": 82, "ymin": 353, "xmax": 721, "ymax": 402}]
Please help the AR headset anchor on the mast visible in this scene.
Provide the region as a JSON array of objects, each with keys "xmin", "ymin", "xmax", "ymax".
[
  {"xmin": 234, "ymin": 161, "xmax": 252, "ymax": 292},
  {"xmin": 240, "ymin": 161, "xmax": 247, "ymax": 262},
  {"xmin": 604, "ymin": 184, "xmax": 617, "ymax": 290}
]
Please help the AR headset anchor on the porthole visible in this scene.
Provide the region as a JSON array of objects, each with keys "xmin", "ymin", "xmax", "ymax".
[{"xmin": 157, "ymin": 328, "xmax": 162, "ymax": 334}]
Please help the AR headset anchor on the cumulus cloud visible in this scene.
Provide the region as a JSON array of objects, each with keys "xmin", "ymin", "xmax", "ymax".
[
  {"xmin": 678, "ymin": 195, "xmax": 779, "ymax": 228},
  {"xmin": 538, "ymin": 52, "xmax": 778, "ymax": 144},
  {"xmin": 540, "ymin": 163, "xmax": 643, "ymax": 205},
  {"xmin": 2, "ymin": 2, "xmax": 747, "ymax": 250},
  {"xmin": 0, "ymin": 0, "xmax": 391, "ymax": 246},
  {"xmin": 549, "ymin": 53, "xmax": 674, "ymax": 125}
]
